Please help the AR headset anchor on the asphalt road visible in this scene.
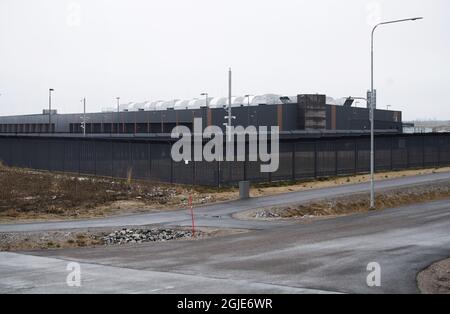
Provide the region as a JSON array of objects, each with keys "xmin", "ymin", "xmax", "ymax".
[{"xmin": 1, "ymin": 171, "xmax": 450, "ymax": 294}]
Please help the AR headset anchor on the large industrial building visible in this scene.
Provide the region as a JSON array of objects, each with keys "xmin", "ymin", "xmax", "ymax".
[
  {"xmin": 0, "ymin": 94, "xmax": 402, "ymax": 134},
  {"xmin": 0, "ymin": 93, "xmax": 448, "ymax": 187}
]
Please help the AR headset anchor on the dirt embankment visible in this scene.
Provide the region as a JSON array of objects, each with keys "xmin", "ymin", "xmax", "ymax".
[
  {"xmin": 235, "ymin": 181, "xmax": 450, "ymax": 221},
  {"xmin": 1, "ymin": 162, "xmax": 449, "ymax": 223},
  {"xmin": 0, "ymin": 164, "xmax": 231, "ymax": 223},
  {"xmin": 418, "ymin": 258, "xmax": 450, "ymax": 294},
  {"xmin": 249, "ymin": 167, "xmax": 450, "ymax": 197}
]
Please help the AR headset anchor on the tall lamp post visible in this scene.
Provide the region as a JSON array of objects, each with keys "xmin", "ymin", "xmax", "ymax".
[
  {"xmin": 48, "ymin": 88, "xmax": 54, "ymax": 133},
  {"xmin": 244, "ymin": 94, "xmax": 253, "ymax": 106},
  {"xmin": 244, "ymin": 95, "xmax": 253, "ymax": 125},
  {"xmin": 200, "ymin": 92, "xmax": 209, "ymax": 108},
  {"xmin": 81, "ymin": 98, "xmax": 86, "ymax": 137},
  {"xmin": 116, "ymin": 97, "xmax": 120, "ymax": 134},
  {"xmin": 370, "ymin": 17, "xmax": 423, "ymax": 209}
]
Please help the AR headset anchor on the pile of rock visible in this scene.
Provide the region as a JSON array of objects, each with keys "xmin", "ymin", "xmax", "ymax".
[
  {"xmin": 255, "ymin": 210, "xmax": 280, "ymax": 219},
  {"xmin": 102, "ymin": 228, "xmax": 194, "ymax": 245}
]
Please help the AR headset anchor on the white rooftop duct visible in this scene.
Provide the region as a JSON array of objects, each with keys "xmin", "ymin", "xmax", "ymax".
[
  {"xmin": 174, "ymin": 99, "xmax": 190, "ymax": 110},
  {"xmin": 125, "ymin": 93, "xmax": 288, "ymax": 112},
  {"xmin": 209, "ymin": 97, "xmax": 227, "ymax": 108},
  {"xmin": 119, "ymin": 102, "xmax": 135, "ymax": 112},
  {"xmin": 232, "ymin": 96, "xmax": 245, "ymax": 106},
  {"xmin": 128, "ymin": 102, "xmax": 137, "ymax": 111},
  {"xmin": 326, "ymin": 97, "xmax": 337, "ymax": 105},
  {"xmin": 249, "ymin": 94, "xmax": 282, "ymax": 106},
  {"xmin": 160, "ymin": 100, "xmax": 176, "ymax": 110},
  {"xmin": 133, "ymin": 102, "xmax": 146, "ymax": 111},
  {"xmin": 143, "ymin": 101, "xmax": 155, "ymax": 111},
  {"xmin": 187, "ymin": 98, "xmax": 204, "ymax": 109},
  {"xmin": 244, "ymin": 95, "xmax": 257, "ymax": 106},
  {"xmin": 334, "ymin": 97, "xmax": 349, "ymax": 106},
  {"xmin": 152, "ymin": 101, "xmax": 165, "ymax": 111}
]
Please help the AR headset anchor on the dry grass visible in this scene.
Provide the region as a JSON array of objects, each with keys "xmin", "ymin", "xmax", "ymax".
[
  {"xmin": 238, "ymin": 181, "xmax": 450, "ymax": 220},
  {"xmin": 249, "ymin": 167, "xmax": 450, "ymax": 197},
  {"xmin": 0, "ymin": 164, "xmax": 195, "ymax": 221}
]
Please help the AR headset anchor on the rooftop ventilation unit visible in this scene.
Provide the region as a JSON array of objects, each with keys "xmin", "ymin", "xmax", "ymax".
[
  {"xmin": 250, "ymin": 94, "xmax": 282, "ymax": 106},
  {"xmin": 280, "ymin": 96, "xmax": 291, "ymax": 104},
  {"xmin": 132, "ymin": 102, "xmax": 146, "ymax": 111},
  {"xmin": 187, "ymin": 98, "xmax": 204, "ymax": 109},
  {"xmin": 174, "ymin": 99, "xmax": 190, "ymax": 110},
  {"xmin": 343, "ymin": 97, "xmax": 355, "ymax": 108},
  {"xmin": 209, "ymin": 97, "xmax": 228, "ymax": 108}
]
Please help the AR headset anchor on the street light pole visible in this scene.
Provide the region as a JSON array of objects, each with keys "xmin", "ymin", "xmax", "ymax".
[
  {"xmin": 244, "ymin": 94, "xmax": 253, "ymax": 106},
  {"xmin": 244, "ymin": 95, "xmax": 253, "ymax": 126},
  {"xmin": 82, "ymin": 98, "xmax": 86, "ymax": 137},
  {"xmin": 116, "ymin": 97, "xmax": 120, "ymax": 134},
  {"xmin": 200, "ymin": 92, "xmax": 209, "ymax": 108},
  {"xmin": 48, "ymin": 88, "xmax": 54, "ymax": 133},
  {"xmin": 227, "ymin": 68, "xmax": 232, "ymax": 141},
  {"xmin": 370, "ymin": 17, "xmax": 423, "ymax": 209}
]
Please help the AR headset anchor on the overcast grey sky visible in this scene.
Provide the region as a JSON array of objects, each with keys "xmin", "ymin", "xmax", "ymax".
[{"xmin": 0, "ymin": 0, "xmax": 449, "ymax": 120}]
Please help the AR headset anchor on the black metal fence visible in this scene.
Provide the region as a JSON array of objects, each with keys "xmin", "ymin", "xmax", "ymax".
[{"xmin": 0, "ymin": 133, "xmax": 449, "ymax": 187}]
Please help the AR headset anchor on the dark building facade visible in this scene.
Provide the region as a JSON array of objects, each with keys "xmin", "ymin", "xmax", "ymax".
[{"xmin": 0, "ymin": 94, "xmax": 402, "ymax": 134}]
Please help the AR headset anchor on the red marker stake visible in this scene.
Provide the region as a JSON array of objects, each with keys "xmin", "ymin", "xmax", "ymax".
[{"xmin": 188, "ymin": 195, "xmax": 195, "ymax": 237}]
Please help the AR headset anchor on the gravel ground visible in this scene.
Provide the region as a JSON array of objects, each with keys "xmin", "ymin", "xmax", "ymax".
[
  {"xmin": 0, "ymin": 226, "xmax": 246, "ymax": 252},
  {"xmin": 102, "ymin": 228, "xmax": 200, "ymax": 245},
  {"xmin": 417, "ymin": 258, "xmax": 450, "ymax": 294}
]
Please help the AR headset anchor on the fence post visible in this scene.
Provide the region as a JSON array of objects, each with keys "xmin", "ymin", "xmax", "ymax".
[
  {"xmin": 148, "ymin": 141, "xmax": 152, "ymax": 180},
  {"xmin": 129, "ymin": 140, "xmax": 132, "ymax": 180},
  {"xmin": 78, "ymin": 140, "xmax": 81, "ymax": 174},
  {"xmin": 354, "ymin": 139, "xmax": 358, "ymax": 174},
  {"xmin": 62, "ymin": 140, "xmax": 66, "ymax": 172},
  {"xmin": 390, "ymin": 137, "xmax": 394, "ymax": 171},
  {"xmin": 243, "ymin": 160, "xmax": 247, "ymax": 182},
  {"xmin": 314, "ymin": 141, "xmax": 318, "ymax": 178},
  {"xmin": 94, "ymin": 138, "xmax": 97, "ymax": 175},
  {"xmin": 169, "ymin": 141, "xmax": 173, "ymax": 184},
  {"xmin": 9, "ymin": 136, "xmax": 12, "ymax": 166},
  {"xmin": 334, "ymin": 141, "xmax": 338, "ymax": 177},
  {"xmin": 192, "ymin": 160, "xmax": 196, "ymax": 185},
  {"xmin": 406, "ymin": 137, "xmax": 410, "ymax": 169},
  {"xmin": 243, "ymin": 141, "xmax": 248, "ymax": 181},
  {"xmin": 217, "ymin": 160, "xmax": 221, "ymax": 188},
  {"xmin": 292, "ymin": 141, "xmax": 296, "ymax": 181},
  {"xmin": 422, "ymin": 135, "xmax": 425, "ymax": 168},
  {"xmin": 437, "ymin": 136, "xmax": 442, "ymax": 166},
  {"xmin": 111, "ymin": 140, "xmax": 114, "ymax": 177},
  {"xmin": 46, "ymin": 139, "xmax": 51, "ymax": 171}
]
